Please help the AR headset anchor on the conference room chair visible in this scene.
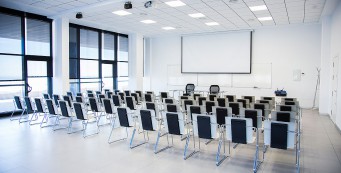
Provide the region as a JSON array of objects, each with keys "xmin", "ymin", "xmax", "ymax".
[
  {"xmin": 135, "ymin": 90, "xmax": 142, "ymax": 100},
  {"xmin": 208, "ymin": 94, "xmax": 218, "ymax": 101},
  {"xmin": 197, "ymin": 96, "xmax": 207, "ymax": 106},
  {"xmin": 10, "ymin": 96, "xmax": 26, "ymax": 121},
  {"xmin": 112, "ymin": 95, "xmax": 122, "ymax": 107},
  {"xmin": 124, "ymin": 90, "xmax": 131, "ymax": 96},
  {"xmin": 104, "ymin": 89, "xmax": 110, "ymax": 94},
  {"xmin": 130, "ymin": 109, "xmax": 159, "ymax": 149},
  {"xmin": 125, "ymin": 96, "xmax": 137, "ymax": 111},
  {"xmin": 281, "ymin": 97, "xmax": 298, "ymax": 102},
  {"xmin": 237, "ymin": 98, "xmax": 250, "ymax": 108},
  {"xmin": 29, "ymin": 98, "xmax": 46, "ymax": 125},
  {"xmin": 212, "ymin": 106, "xmax": 233, "ymax": 126},
  {"xmin": 203, "ymin": 100, "xmax": 218, "ymax": 114},
  {"xmin": 216, "ymin": 98, "xmax": 228, "ymax": 107},
  {"xmin": 165, "ymin": 103, "xmax": 182, "ymax": 113},
  {"xmin": 187, "ymin": 105, "xmax": 204, "ymax": 123},
  {"xmin": 131, "ymin": 93, "xmax": 140, "ymax": 104},
  {"xmin": 276, "ymin": 105, "xmax": 298, "ymax": 113},
  {"xmin": 43, "ymin": 93, "xmax": 50, "ymax": 100},
  {"xmin": 224, "ymin": 116, "xmax": 262, "ymax": 171},
  {"xmin": 144, "ymin": 102, "xmax": 161, "ymax": 118},
  {"xmin": 88, "ymin": 97, "xmax": 109, "ymax": 127},
  {"xmin": 239, "ymin": 108, "xmax": 262, "ymax": 129},
  {"xmin": 164, "ymin": 98, "xmax": 176, "ymax": 104},
  {"xmin": 20, "ymin": 97, "xmax": 35, "ymax": 124},
  {"xmin": 95, "ymin": 91, "xmax": 102, "ymax": 97},
  {"xmin": 63, "ymin": 95, "xmax": 73, "ymax": 109},
  {"xmin": 53, "ymin": 94, "xmax": 61, "ymax": 107},
  {"xmin": 66, "ymin": 91, "xmax": 74, "ymax": 101},
  {"xmin": 256, "ymin": 100, "xmax": 274, "ymax": 109},
  {"xmin": 108, "ymin": 107, "xmax": 135, "ymax": 144},
  {"xmin": 185, "ymin": 83, "xmax": 195, "ymax": 96},
  {"xmin": 43, "ymin": 99, "xmax": 59, "ymax": 128},
  {"xmin": 76, "ymin": 92, "xmax": 83, "ymax": 97},
  {"xmin": 118, "ymin": 92, "xmax": 126, "ymax": 102},
  {"xmin": 251, "ymin": 103, "xmax": 271, "ymax": 120},
  {"xmin": 271, "ymin": 111, "xmax": 296, "ymax": 123},
  {"xmin": 182, "ymin": 99, "xmax": 195, "ymax": 112},
  {"xmin": 144, "ymin": 93, "xmax": 154, "ymax": 102},
  {"xmin": 225, "ymin": 95, "xmax": 236, "ymax": 102},
  {"xmin": 228, "ymin": 102, "xmax": 243, "ymax": 116},
  {"xmin": 146, "ymin": 91, "xmax": 155, "ymax": 96},
  {"xmin": 54, "ymin": 100, "xmax": 79, "ymax": 134},
  {"xmin": 160, "ymin": 91, "xmax": 169, "ymax": 101},
  {"xmin": 209, "ymin": 85, "xmax": 220, "ymax": 94},
  {"xmin": 114, "ymin": 90, "xmax": 120, "ymax": 95},
  {"xmin": 75, "ymin": 96, "xmax": 85, "ymax": 104},
  {"xmin": 179, "ymin": 95, "xmax": 190, "ymax": 106},
  {"xmin": 98, "ymin": 94, "xmax": 106, "ymax": 104},
  {"xmin": 87, "ymin": 90, "xmax": 94, "ymax": 94},
  {"xmin": 102, "ymin": 98, "xmax": 117, "ymax": 124},
  {"xmin": 184, "ymin": 113, "xmax": 225, "ymax": 166},
  {"xmin": 263, "ymin": 120, "xmax": 301, "ymax": 173},
  {"xmin": 154, "ymin": 111, "xmax": 186, "ymax": 154},
  {"xmin": 260, "ymin": 96, "xmax": 275, "ymax": 105},
  {"xmin": 73, "ymin": 102, "xmax": 99, "ymax": 138},
  {"xmin": 242, "ymin": 96, "xmax": 256, "ymax": 103},
  {"xmin": 193, "ymin": 93, "xmax": 201, "ymax": 101},
  {"xmin": 106, "ymin": 91, "xmax": 113, "ymax": 99},
  {"xmin": 87, "ymin": 92, "xmax": 95, "ymax": 98}
]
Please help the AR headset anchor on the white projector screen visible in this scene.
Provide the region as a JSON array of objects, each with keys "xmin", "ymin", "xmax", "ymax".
[{"xmin": 181, "ymin": 31, "xmax": 252, "ymax": 73}]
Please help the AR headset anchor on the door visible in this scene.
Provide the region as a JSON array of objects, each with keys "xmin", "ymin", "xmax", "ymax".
[
  {"xmin": 26, "ymin": 59, "xmax": 52, "ymax": 97},
  {"xmin": 101, "ymin": 63, "xmax": 116, "ymax": 91},
  {"xmin": 331, "ymin": 56, "xmax": 339, "ymax": 122}
]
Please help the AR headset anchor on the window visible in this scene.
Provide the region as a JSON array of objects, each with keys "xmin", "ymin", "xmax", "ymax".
[
  {"xmin": 69, "ymin": 24, "xmax": 129, "ymax": 94},
  {"xmin": 0, "ymin": 8, "xmax": 52, "ymax": 113}
]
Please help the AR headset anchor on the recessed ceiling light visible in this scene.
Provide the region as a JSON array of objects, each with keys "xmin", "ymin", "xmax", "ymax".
[
  {"xmin": 112, "ymin": 10, "xmax": 132, "ymax": 16},
  {"xmin": 188, "ymin": 13, "xmax": 205, "ymax": 18},
  {"xmin": 162, "ymin": 27, "xmax": 175, "ymax": 30},
  {"xmin": 141, "ymin": 20, "xmax": 156, "ymax": 24},
  {"xmin": 205, "ymin": 22, "xmax": 219, "ymax": 26},
  {"xmin": 258, "ymin": 16, "xmax": 272, "ymax": 21},
  {"xmin": 249, "ymin": 5, "xmax": 267, "ymax": 11},
  {"xmin": 165, "ymin": 1, "xmax": 186, "ymax": 7}
]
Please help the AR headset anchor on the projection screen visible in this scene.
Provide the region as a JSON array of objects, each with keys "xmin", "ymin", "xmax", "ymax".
[{"xmin": 181, "ymin": 31, "xmax": 252, "ymax": 73}]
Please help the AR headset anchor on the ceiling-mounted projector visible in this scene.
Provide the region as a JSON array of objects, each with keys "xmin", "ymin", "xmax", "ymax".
[
  {"xmin": 124, "ymin": 1, "xmax": 132, "ymax": 9},
  {"xmin": 144, "ymin": 1, "xmax": 152, "ymax": 8},
  {"xmin": 76, "ymin": 12, "xmax": 83, "ymax": 19}
]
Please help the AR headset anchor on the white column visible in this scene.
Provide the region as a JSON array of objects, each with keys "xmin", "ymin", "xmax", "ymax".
[
  {"xmin": 53, "ymin": 17, "xmax": 69, "ymax": 95},
  {"xmin": 128, "ymin": 33, "xmax": 144, "ymax": 91}
]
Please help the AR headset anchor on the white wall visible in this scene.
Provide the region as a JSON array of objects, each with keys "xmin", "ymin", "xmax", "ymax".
[{"xmin": 146, "ymin": 24, "xmax": 322, "ymax": 108}]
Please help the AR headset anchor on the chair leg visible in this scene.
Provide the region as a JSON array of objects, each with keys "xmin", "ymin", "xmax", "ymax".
[
  {"xmin": 130, "ymin": 128, "xmax": 147, "ymax": 149},
  {"xmin": 10, "ymin": 109, "xmax": 22, "ymax": 121},
  {"xmin": 19, "ymin": 110, "xmax": 30, "ymax": 123},
  {"xmin": 29, "ymin": 112, "xmax": 41, "ymax": 125},
  {"xmin": 83, "ymin": 120, "xmax": 100, "ymax": 138},
  {"xmin": 53, "ymin": 116, "xmax": 68, "ymax": 131},
  {"xmin": 67, "ymin": 118, "xmax": 84, "ymax": 134},
  {"xmin": 216, "ymin": 138, "xmax": 228, "ymax": 166},
  {"xmin": 154, "ymin": 131, "xmax": 171, "ymax": 154},
  {"xmin": 184, "ymin": 134, "xmax": 198, "ymax": 160}
]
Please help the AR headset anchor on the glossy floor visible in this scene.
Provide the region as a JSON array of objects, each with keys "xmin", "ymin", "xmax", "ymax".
[{"xmin": 0, "ymin": 109, "xmax": 340, "ymax": 173}]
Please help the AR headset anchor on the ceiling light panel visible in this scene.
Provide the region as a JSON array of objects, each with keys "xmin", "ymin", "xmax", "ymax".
[
  {"xmin": 258, "ymin": 16, "xmax": 273, "ymax": 21},
  {"xmin": 188, "ymin": 13, "xmax": 205, "ymax": 18},
  {"xmin": 112, "ymin": 10, "xmax": 132, "ymax": 16},
  {"xmin": 165, "ymin": 1, "xmax": 186, "ymax": 7},
  {"xmin": 162, "ymin": 27, "xmax": 175, "ymax": 30},
  {"xmin": 141, "ymin": 20, "xmax": 157, "ymax": 24},
  {"xmin": 249, "ymin": 5, "xmax": 267, "ymax": 11},
  {"xmin": 205, "ymin": 22, "xmax": 219, "ymax": 26}
]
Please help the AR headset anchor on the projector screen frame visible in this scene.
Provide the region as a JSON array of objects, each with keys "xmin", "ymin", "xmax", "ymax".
[{"xmin": 181, "ymin": 31, "xmax": 253, "ymax": 74}]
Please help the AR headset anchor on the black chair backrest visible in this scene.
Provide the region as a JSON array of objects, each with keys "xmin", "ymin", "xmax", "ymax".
[
  {"xmin": 183, "ymin": 93, "xmax": 190, "ymax": 96},
  {"xmin": 185, "ymin": 83, "xmax": 195, "ymax": 95},
  {"xmin": 104, "ymin": 89, "xmax": 110, "ymax": 94},
  {"xmin": 14, "ymin": 96, "xmax": 23, "ymax": 109},
  {"xmin": 103, "ymin": 99, "xmax": 113, "ymax": 114},
  {"xmin": 180, "ymin": 96, "xmax": 188, "ymax": 100},
  {"xmin": 135, "ymin": 91, "xmax": 142, "ymax": 97},
  {"xmin": 146, "ymin": 102, "xmax": 156, "ymax": 112},
  {"xmin": 183, "ymin": 100, "xmax": 193, "ymax": 111},
  {"xmin": 75, "ymin": 96, "xmax": 83, "ymax": 103},
  {"xmin": 160, "ymin": 92, "xmax": 168, "ymax": 101},
  {"xmin": 205, "ymin": 101, "xmax": 215, "ymax": 113},
  {"xmin": 226, "ymin": 95, "xmax": 234, "ymax": 102},
  {"xmin": 34, "ymin": 98, "xmax": 44, "ymax": 113},
  {"xmin": 190, "ymin": 106, "xmax": 201, "ymax": 121},
  {"xmin": 254, "ymin": 104, "xmax": 265, "ymax": 117},
  {"xmin": 165, "ymin": 98, "xmax": 174, "ymax": 104},
  {"xmin": 43, "ymin": 94, "xmax": 50, "ymax": 99},
  {"xmin": 280, "ymin": 105, "xmax": 292, "ymax": 112},
  {"xmin": 167, "ymin": 104, "xmax": 177, "ymax": 112},
  {"xmin": 245, "ymin": 110, "xmax": 258, "ymax": 128},
  {"xmin": 271, "ymin": 122, "xmax": 288, "ymax": 149},
  {"xmin": 209, "ymin": 85, "xmax": 220, "ymax": 94},
  {"xmin": 193, "ymin": 94, "xmax": 201, "ymax": 100},
  {"xmin": 237, "ymin": 99, "xmax": 247, "ymax": 108},
  {"xmin": 24, "ymin": 97, "xmax": 33, "ymax": 112},
  {"xmin": 197, "ymin": 115, "xmax": 212, "ymax": 139},
  {"xmin": 53, "ymin": 95, "xmax": 60, "ymax": 106},
  {"xmin": 198, "ymin": 97, "xmax": 206, "ymax": 105},
  {"xmin": 59, "ymin": 101, "xmax": 70, "ymax": 117},
  {"xmin": 243, "ymin": 96, "xmax": 253, "ymax": 103},
  {"xmin": 277, "ymin": 112, "xmax": 291, "ymax": 122},
  {"xmin": 89, "ymin": 98, "xmax": 99, "ymax": 112},
  {"xmin": 73, "ymin": 103, "xmax": 86, "ymax": 120},
  {"xmin": 67, "ymin": 92, "xmax": 73, "ymax": 100},
  {"xmin": 98, "ymin": 94, "xmax": 105, "ymax": 103},
  {"xmin": 87, "ymin": 90, "xmax": 93, "ymax": 94},
  {"xmin": 131, "ymin": 93, "xmax": 138, "ymax": 102},
  {"xmin": 259, "ymin": 100, "xmax": 270, "ymax": 104},
  {"xmin": 263, "ymin": 97, "xmax": 273, "ymax": 101},
  {"xmin": 284, "ymin": 101, "xmax": 295, "ymax": 105},
  {"xmin": 145, "ymin": 94, "xmax": 152, "ymax": 102},
  {"xmin": 140, "ymin": 110, "xmax": 154, "ymax": 131},
  {"xmin": 114, "ymin": 90, "xmax": 120, "ymax": 95},
  {"xmin": 112, "ymin": 95, "xmax": 121, "ymax": 106},
  {"xmin": 166, "ymin": 113, "xmax": 181, "ymax": 135},
  {"xmin": 229, "ymin": 103, "xmax": 240, "ymax": 115},
  {"xmin": 146, "ymin": 91, "xmax": 153, "ymax": 94},
  {"xmin": 63, "ymin": 95, "xmax": 72, "ymax": 108},
  {"xmin": 76, "ymin": 93, "xmax": 82, "ymax": 97},
  {"xmin": 217, "ymin": 98, "xmax": 226, "ymax": 107},
  {"xmin": 126, "ymin": 97, "xmax": 135, "ymax": 110},
  {"xmin": 46, "ymin": 99, "xmax": 56, "ymax": 115},
  {"xmin": 117, "ymin": 108, "xmax": 130, "ymax": 127},
  {"xmin": 284, "ymin": 98, "xmax": 294, "ymax": 101},
  {"xmin": 231, "ymin": 119, "xmax": 247, "ymax": 144},
  {"xmin": 124, "ymin": 90, "xmax": 131, "ymax": 96},
  {"xmin": 216, "ymin": 107, "xmax": 228, "ymax": 125},
  {"xmin": 88, "ymin": 93, "xmax": 95, "ymax": 98},
  {"xmin": 107, "ymin": 91, "xmax": 113, "ymax": 99},
  {"xmin": 209, "ymin": 94, "xmax": 216, "ymax": 101},
  {"xmin": 96, "ymin": 91, "xmax": 101, "ymax": 97}
]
